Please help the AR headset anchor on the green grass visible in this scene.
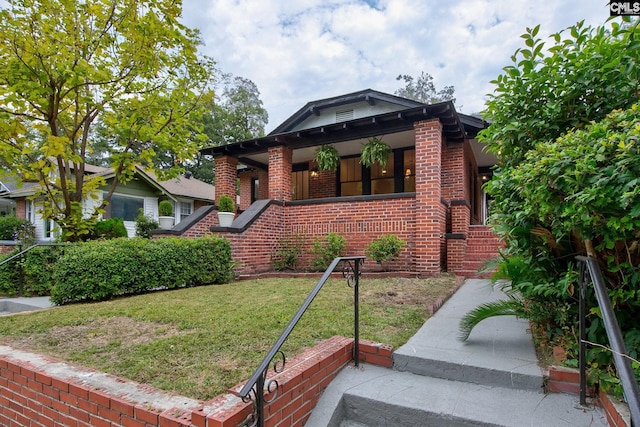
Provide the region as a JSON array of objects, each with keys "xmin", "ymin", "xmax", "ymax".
[{"xmin": 0, "ymin": 276, "xmax": 457, "ymax": 400}]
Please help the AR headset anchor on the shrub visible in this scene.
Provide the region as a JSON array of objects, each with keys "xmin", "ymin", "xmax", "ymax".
[
  {"xmin": 310, "ymin": 232, "xmax": 346, "ymax": 271},
  {"xmin": 0, "ymin": 216, "xmax": 35, "ymax": 243},
  {"xmin": 0, "ymin": 245, "xmax": 68, "ymax": 296},
  {"xmin": 365, "ymin": 235, "xmax": 405, "ymax": 268},
  {"xmin": 50, "ymin": 236, "xmax": 234, "ymax": 304},
  {"xmin": 271, "ymin": 233, "xmax": 305, "ymax": 271},
  {"xmin": 135, "ymin": 209, "xmax": 159, "ymax": 238},
  {"xmin": 217, "ymin": 195, "xmax": 235, "ymax": 212},
  {"xmin": 92, "ymin": 218, "xmax": 128, "ymax": 240},
  {"xmin": 158, "ymin": 200, "xmax": 174, "ymax": 216}
]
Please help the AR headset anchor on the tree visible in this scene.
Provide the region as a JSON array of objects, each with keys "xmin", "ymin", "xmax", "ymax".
[
  {"xmin": 185, "ymin": 75, "xmax": 268, "ymax": 183},
  {"xmin": 395, "ymin": 72, "xmax": 456, "ymax": 105},
  {"xmin": 475, "ymin": 17, "xmax": 640, "ymax": 388},
  {"xmin": 0, "ymin": 0, "xmax": 215, "ymax": 240}
]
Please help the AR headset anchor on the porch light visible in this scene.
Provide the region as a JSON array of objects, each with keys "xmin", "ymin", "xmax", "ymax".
[
  {"xmin": 405, "ymin": 168, "xmax": 412, "ymax": 176},
  {"xmin": 310, "ymin": 170, "xmax": 318, "ymax": 178}
]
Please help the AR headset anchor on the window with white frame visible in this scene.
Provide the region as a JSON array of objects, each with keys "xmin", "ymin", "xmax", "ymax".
[
  {"xmin": 179, "ymin": 201, "xmax": 193, "ymax": 222},
  {"xmin": 25, "ymin": 200, "xmax": 35, "ymax": 222},
  {"xmin": 104, "ymin": 193, "xmax": 144, "ymax": 221}
]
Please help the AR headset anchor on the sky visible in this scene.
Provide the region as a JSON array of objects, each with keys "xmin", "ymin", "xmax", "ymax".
[{"xmin": 180, "ymin": 1, "xmax": 611, "ymax": 132}]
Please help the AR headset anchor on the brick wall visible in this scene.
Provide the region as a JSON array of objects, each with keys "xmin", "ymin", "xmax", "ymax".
[
  {"xmin": 239, "ymin": 169, "xmax": 269, "ymax": 211},
  {"xmin": 268, "ymin": 146, "xmax": 292, "ymax": 202},
  {"xmin": 0, "ymin": 337, "xmax": 392, "ymax": 427},
  {"xmin": 309, "ymin": 165, "xmax": 336, "ymax": 199},
  {"xmin": 214, "ymin": 156, "xmax": 238, "ymax": 206}
]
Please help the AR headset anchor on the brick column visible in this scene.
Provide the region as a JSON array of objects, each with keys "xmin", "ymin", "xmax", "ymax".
[
  {"xmin": 447, "ymin": 201, "xmax": 471, "ymax": 273},
  {"xmin": 214, "ymin": 155, "xmax": 238, "ymax": 205},
  {"xmin": 442, "ymin": 141, "xmax": 470, "ymax": 274},
  {"xmin": 268, "ymin": 145, "xmax": 293, "ymax": 202},
  {"xmin": 414, "ymin": 119, "xmax": 444, "ymax": 275}
]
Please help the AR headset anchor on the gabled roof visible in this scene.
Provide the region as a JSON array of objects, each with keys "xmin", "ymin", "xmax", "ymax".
[
  {"xmin": 269, "ymin": 89, "xmax": 424, "ymax": 134},
  {"xmin": 1, "ymin": 165, "xmax": 215, "ymax": 203}
]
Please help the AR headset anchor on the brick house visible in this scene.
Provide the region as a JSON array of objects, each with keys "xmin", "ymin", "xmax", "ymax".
[{"xmin": 166, "ymin": 89, "xmax": 501, "ymax": 277}]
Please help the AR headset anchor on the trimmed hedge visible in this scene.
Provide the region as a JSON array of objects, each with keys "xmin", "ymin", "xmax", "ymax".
[
  {"xmin": 0, "ymin": 246, "xmax": 67, "ymax": 297},
  {"xmin": 50, "ymin": 237, "xmax": 234, "ymax": 305}
]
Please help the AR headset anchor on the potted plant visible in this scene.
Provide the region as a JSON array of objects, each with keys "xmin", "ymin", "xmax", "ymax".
[
  {"xmin": 217, "ymin": 194, "xmax": 235, "ymax": 227},
  {"xmin": 157, "ymin": 200, "xmax": 174, "ymax": 229},
  {"xmin": 315, "ymin": 145, "xmax": 340, "ymax": 171},
  {"xmin": 360, "ymin": 136, "xmax": 391, "ymax": 168}
]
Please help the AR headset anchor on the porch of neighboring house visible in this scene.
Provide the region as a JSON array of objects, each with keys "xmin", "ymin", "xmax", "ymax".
[{"xmin": 158, "ymin": 91, "xmax": 503, "ymax": 277}]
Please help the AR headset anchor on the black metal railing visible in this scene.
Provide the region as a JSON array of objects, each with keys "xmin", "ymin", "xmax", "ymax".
[
  {"xmin": 236, "ymin": 256, "xmax": 365, "ymax": 427},
  {"xmin": 577, "ymin": 256, "xmax": 640, "ymax": 425}
]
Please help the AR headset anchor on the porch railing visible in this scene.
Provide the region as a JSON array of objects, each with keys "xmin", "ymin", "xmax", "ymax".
[
  {"xmin": 577, "ymin": 256, "xmax": 640, "ymax": 425},
  {"xmin": 236, "ymin": 256, "xmax": 365, "ymax": 427}
]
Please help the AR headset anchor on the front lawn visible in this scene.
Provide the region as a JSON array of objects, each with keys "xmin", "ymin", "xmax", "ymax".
[{"xmin": 0, "ymin": 275, "xmax": 458, "ymax": 400}]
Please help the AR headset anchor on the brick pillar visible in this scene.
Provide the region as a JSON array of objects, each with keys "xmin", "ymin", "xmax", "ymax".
[
  {"xmin": 414, "ymin": 119, "xmax": 444, "ymax": 275},
  {"xmin": 442, "ymin": 141, "xmax": 470, "ymax": 274},
  {"xmin": 214, "ymin": 155, "xmax": 238, "ymax": 205},
  {"xmin": 268, "ymin": 145, "xmax": 293, "ymax": 202},
  {"xmin": 447, "ymin": 201, "xmax": 471, "ymax": 273}
]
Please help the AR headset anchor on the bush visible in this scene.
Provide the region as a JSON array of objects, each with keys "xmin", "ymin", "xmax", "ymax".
[
  {"xmin": 271, "ymin": 233, "xmax": 305, "ymax": 271},
  {"xmin": 135, "ymin": 209, "xmax": 159, "ymax": 238},
  {"xmin": 0, "ymin": 245, "xmax": 68, "ymax": 296},
  {"xmin": 217, "ymin": 195, "xmax": 235, "ymax": 212},
  {"xmin": 365, "ymin": 235, "xmax": 405, "ymax": 268},
  {"xmin": 50, "ymin": 236, "xmax": 234, "ymax": 304},
  {"xmin": 158, "ymin": 200, "xmax": 174, "ymax": 216},
  {"xmin": 310, "ymin": 232, "xmax": 346, "ymax": 271},
  {"xmin": 0, "ymin": 216, "xmax": 35, "ymax": 242},
  {"xmin": 92, "ymin": 218, "xmax": 128, "ymax": 240}
]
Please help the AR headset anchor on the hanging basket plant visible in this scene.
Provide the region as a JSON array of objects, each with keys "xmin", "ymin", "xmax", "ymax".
[
  {"xmin": 360, "ymin": 137, "xmax": 391, "ymax": 168},
  {"xmin": 315, "ymin": 145, "xmax": 340, "ymax": 171}
]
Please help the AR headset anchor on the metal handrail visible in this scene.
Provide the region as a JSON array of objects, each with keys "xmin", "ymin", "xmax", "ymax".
[
  {"xmin": 577, "ymin": 256, "xmax": 640, "ymax": 426},
  {"xmin": 0, "ymin": 243, "xmax": 70, "ymax": 296},
  {"xmin": 236, "ymin": 256, "xmax": 365, "ymax": 427}
]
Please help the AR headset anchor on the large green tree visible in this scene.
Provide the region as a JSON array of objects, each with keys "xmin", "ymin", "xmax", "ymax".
[
  {"xmin": 395, "ymin": 71, "xmax": 456, "ymax": 105},
  {"xmin": 479, "ymin": 17, "xmax": 640, "ymax": 388},
  {"xmin": 0, "ymin": 0, "xmax": 215, "ymax": 240}
]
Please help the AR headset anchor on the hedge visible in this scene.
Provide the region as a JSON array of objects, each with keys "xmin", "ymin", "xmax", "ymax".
[
  {"xmin": 50, "ymin": 237, "xmax": 234, "ymax": 305},
  {"xmin": 0, "ymin": 245, "xmax": 67, "ymax": 297}
]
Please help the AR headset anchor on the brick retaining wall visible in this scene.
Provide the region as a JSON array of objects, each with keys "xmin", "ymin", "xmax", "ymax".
[{"xmin": 0, "ymin": 337, "xmax": 392, "ymax": 427}]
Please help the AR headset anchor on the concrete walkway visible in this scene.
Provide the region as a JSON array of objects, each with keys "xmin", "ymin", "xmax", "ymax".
[
  {"xmin": 306, "ymin": 279, "xmax": 607, "ymax": 426},
  {"xmin": 0, "ymin": 296, "xmax": 54, "ymax": 315}
]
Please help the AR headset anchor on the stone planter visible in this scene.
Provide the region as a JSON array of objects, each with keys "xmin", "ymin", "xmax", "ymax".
[
  {"xmin": 158, "ymin": 216, "xmax": 174, "ymax": 230},
  {"xmin": 217, "ymin": 212, "xmax": 235, "ymax": 227}
]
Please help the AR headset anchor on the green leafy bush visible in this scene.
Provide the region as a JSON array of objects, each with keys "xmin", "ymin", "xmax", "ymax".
[
  {"xmin": 217, "ymin": 195, "xmax": 235, "ymax": 212},
  {"xmin": 0, "ymin": 216, "xmax": 35, "ymax": 242},
  {"xmin": 50, "ymin": 236, "xmax": 234, "ymax": 304},
  {"xmin": 135, "ymin": 209, "xmax": 159, "ymax": 238},
  {"xmin": 0, "ymin": 245, "xmax": 68, "ymax": 296},
  {"xmin": 158, "ymin": 200, "xmax": 174, "ymax": 216},
  {"xmin": 92, "ymin": 218, "xmax": 128, "ymax": 240},
  {"xmin": 365, "ymin": 235, "xmax": 405, "ymax": 267},
  {"xmin": 310, "ymin": 232, "xmax": 346, "ymax": 271},
  {"xmin": 271, "ymin": 233, "xmax": 305, "ymax": 271}
]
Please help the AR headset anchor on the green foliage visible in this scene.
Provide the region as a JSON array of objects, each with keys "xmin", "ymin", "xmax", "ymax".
[
  {"xmin": 395, "ymin": 71, "xmax": 456, "ymax": 105},
  {"xmin": 479, "ymin": 18, "xmax": 640, "ymax": 392},
  {"xmin": 310, "ymin": 232, "xmax": 346, "ymax": 271},
  {"xmin": 365, "ymin": 234, "xmax": 406, "ymax": 267},
  {"xmin": 271, "ymin": 233, "xmax": 305, "ymax": 271},
  {"xmin": 0, "ymin": 216, "xmax": 35, "ymax": 243},
  {"xmin": 50, "ymin": 237, "xmax": 234, "ymax": 305},
  {"xmin": 217, "ymin": 195, "xmax": 235, "ymax": 212},
  {"xmin": 360, "ymin": 137, "xmax": 391, "ymax": 169},
  {"xmin": 315, "ymin": 145, "xmax": 340, "ymax": 171},
  {"xmin": 0, "ymin": 245, "xmax": 68, "ymax": 296},
  {"xmin": 135, "ymin": 209, "xmax": 158, "ymax": 239},
  {"xmin": 92, "ymin": 218, "xmax": 127, "ymax": 240},
  {"xmin": 0, "ymin": 0, "xmax": 215, "ymax": 240},
  {"xmin": 158, "ymin": 200, "xmax": 174, "ymax": 216},
  {"xmin": 458, "ymin": 297, "xmax": 529, "ymax": 342}
]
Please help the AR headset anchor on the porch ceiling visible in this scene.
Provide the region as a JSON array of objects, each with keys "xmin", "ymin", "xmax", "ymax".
[{"xmin": 201, "ymin": 101, "xmax": 496, "ymax": 169}]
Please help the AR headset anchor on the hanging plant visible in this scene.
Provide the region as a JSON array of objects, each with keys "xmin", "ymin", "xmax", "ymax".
[
  {"xmin": 360, "ymin": 137, "xmax": 391, "ymax": 168},
  {"xmin": 315, "ymin": 145, "xmax": 340, "ymax": 171}
]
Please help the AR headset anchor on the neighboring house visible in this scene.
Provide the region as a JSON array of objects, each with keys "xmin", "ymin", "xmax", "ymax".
[
  {"xmin": 0, "ymin": 165, "xmax": 215, "ymax": 240},
  {"xmin": 165, "ymin": 88, "xmax": 501, "ymax": 277}
]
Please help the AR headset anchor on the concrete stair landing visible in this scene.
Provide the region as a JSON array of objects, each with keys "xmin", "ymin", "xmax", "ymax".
[{"xmin": 306, "ymin": 279, "xmax": 607, "ymax": 426}]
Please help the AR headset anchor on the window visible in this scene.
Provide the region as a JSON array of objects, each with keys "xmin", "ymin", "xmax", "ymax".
[
  {"xmin": 403, "ymin": 149, "xmax": 416, "ymax": 192},
  {"xmin": 179, "ymin": 201, "xmax": 193, "ymax": 222},
  {"xmin": 251, "ymin": 178, "xmax": 260, "ymax": 203},
  {"xmin": 104, "ymin": 193, "xmax": 144, "ymax": 221},
  {"xmin": 370, "ymin": 152, "xmax": 394, "ymax": 194},
  {"xmin": 26, "ymin": 200, "xmax": 35, "ymax": 222},
  {"xmin": 292, "ymin": 170, "xmax": 309, "ymax": 200},
  {"xmin": 340, "ymin": 156, "xmax": 362, "ymax": 196}
]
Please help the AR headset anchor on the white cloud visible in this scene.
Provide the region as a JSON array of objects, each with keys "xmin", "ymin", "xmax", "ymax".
[{"xmin": 181, "ymin": 0, "xmax": 612, "ymax": 131}]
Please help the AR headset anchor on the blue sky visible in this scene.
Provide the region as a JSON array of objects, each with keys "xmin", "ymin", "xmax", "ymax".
[{"xmin": 181, "ymin": 1, "xmax": 610, "ymax": 132}]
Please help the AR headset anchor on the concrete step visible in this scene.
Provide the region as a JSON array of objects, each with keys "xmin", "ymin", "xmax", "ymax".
[{"xmin": 323, "ymin": 365, "xmax": 607, "ymax": 427}]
